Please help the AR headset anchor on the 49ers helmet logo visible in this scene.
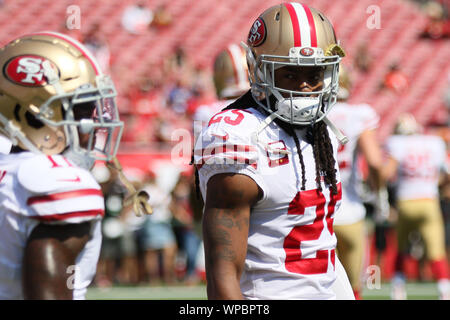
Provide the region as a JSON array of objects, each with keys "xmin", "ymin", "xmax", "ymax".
[
  {"xmin": 4, "ymin": 55, "xmax": 58, "ymax": 87},
  {"xmin": 247, "ymin": 17, "xmax": 266, "ymax": 47},
  {"xmin": 300, "ymin": 47, "xmax": 314, "ymax": 56}
]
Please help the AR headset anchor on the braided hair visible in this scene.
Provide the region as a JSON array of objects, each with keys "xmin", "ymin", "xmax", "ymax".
[
  {"xmin": 190, "ymin": 90, "xmax": 339, "ymax": 200},
  {"xmin": 272, "ymin": 114, "xmax": 338, "ymax": 195}
]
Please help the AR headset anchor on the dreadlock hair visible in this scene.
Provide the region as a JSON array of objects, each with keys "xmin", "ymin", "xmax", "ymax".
[
  {"xmin": 310, "ymin": 120, "xmax": 339, "ymax": 195},
  {"xmin": 190, "ymin": 90, "xmax": 339, "ymax": 201},
  {"xmin": 269, "ymin": 115, "xmax": 338, "ymax": 195}
]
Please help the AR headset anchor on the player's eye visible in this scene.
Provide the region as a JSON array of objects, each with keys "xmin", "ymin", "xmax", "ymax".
[{"xmin": 285, "ymin": 73, "xmax": 297, "ymax": 80}]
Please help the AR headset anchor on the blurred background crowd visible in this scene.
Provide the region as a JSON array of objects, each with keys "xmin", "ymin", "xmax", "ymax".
[{"xmin": 0, "ymin": 0, "xmax": 448, "ymax": 291}]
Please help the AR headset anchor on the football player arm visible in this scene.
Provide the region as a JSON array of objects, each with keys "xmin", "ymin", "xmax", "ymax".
[
  {"xmin": 22, "ymin": 222, "xmax": 91, "ymax": 299},
  {"xmin": 381, "ymin": 156, "xmax": 398, "ymax": 182},
  {"xmin": 202, "ymin": 173, "xmax": 262, "ymax": 300},
  {"xmin": 358, "ymin": 129, "xmax": 384, "ymax": 190}
]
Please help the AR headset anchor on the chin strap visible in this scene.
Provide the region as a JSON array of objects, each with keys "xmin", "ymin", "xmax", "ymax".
[
  {"xmin": 251, "ymin": 111, "xmax": 291, "ymax": 155},
  {"xmin": 106, "ymin": 157, "xmax": 153, "ymax": 217},
  {"xmin": 318, "ymin": 111, "xmax": 349, "ymax": 145},
  {"xmin": 252, "ymin": 109, "xmax": 348, "ymax": 155}
]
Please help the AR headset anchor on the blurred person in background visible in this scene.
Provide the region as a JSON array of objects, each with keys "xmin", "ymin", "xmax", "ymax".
[
  {"xmin": 167, "ymin": 78, "xmax": 193, "ymax": 115},
  {"xmin": 354, "ymin": 42, "xmax": 372, "ymax": 73},
  {"xmin": 420, "ymin": 1, "xmax": 450, "ymax": 39},
  {"xmin": 170, "ymin": 173, "xmax": 201, "ymax": 284},
  {"xmin": 139, "ymin": 171, "xmax": 177, "ymax": 285},
  {"xmin": 115, "ymin": 168, "xmax": 146, "ymax": 285},
  {"xmin": 94, "ymin": 165, "xmax": 127, "ymax": 287},
  {"xmin": 327, "ymin": 65, "xmax": 388, "ymax": 299},
  {"xmin": 381, "ymin": 63, "xmax": 409, "ymax": 94},
  {"xmin": 82, "ymin": 23, "xmax": 111, "ymax": 75},
  {"xmin": 151, "ymin": 4, "xmax": 173, "ymax": 30},
  {"xmin": 121, "ymin": 1, "xmax": 153, "ymax": 35},
  {"xmin": 384, "ymin": 113, "xmax": 449, "ymax": 300},
  {"xmin": 94, "ymin": 166, "xmax": 146, "ymax": 286}
]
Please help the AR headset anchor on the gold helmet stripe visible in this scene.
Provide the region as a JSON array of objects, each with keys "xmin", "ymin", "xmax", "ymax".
[
  {"xmin": 285, "ymin": 2, "xmax": 317, "ymax": 47},
  {"xmin": 28, "ymin": 31, "xmax": 102, "ymax": 76}
]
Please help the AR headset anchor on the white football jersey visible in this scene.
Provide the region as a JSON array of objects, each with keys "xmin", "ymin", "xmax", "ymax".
[
  {"xmin": 0, "ymin": 135, "xmax": 11, "ymax": 154},
  {"xmin": 327, "ymin": 102, "xmax": 379, "ymax": 225},
  {"xmin": 194, "ymin": 107, "xmax": 342, "ymax": 300},
  {"xmin": 193, "ymin": 99, "xmax": 235, "ymax": 141},
  {"xmin": 386, "ymin": 134, "xmax": 447, "ymax": 200},
  {"xmin": 0, "ymin": 151, "xmax": 104, "ymax": 299}
]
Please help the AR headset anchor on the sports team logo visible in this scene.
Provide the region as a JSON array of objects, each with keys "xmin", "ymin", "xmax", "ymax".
[
  {"xmin": 300, "ymin": 47, "xmax": 314, "ymax": 56},
  {"xmin": 247, "ymin": 17, "xmax": 266, "ymax": 47},
  {"xmin": 266, "ymin": 140, "xmax": 289, "ymax": 168},
  {"xmin": 4, "ymin": 55, "xmax": 59, "ymax": 87}
]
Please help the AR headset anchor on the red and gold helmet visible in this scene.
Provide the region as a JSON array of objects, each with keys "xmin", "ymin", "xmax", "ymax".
[
  {"xmin": 213, "ymin": 44, "xmax": 249, "ymax": 100},
  {"xmin": 0, "ymin": 31, "xmax": 123, "ymax": 168},
  {"xmin": 394, "ymin": 113, "xmax": 421, "ymax": 135},
  {"xmin": 244, "ymin": 2, "xmax": 345, "ymax": 126},
  {"xmin": 337, "ymin": 63, "xmax": 352, "ymax": 101}
]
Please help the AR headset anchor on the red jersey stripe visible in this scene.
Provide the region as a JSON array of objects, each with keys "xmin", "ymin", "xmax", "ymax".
[
  {"xmin": 196, "ymin": 155, "xmax": 258, "ymax": 169},
  {"xmin": 30, "ymin": 209, "xmax": 104, "ymax": 222},
  {"xmin": 194, "ymin": 144, "xmax": 257, "ymax": 157},
  {"xmin": 27, "ymin": 189, "xmax": 103, "ymax": 205}
]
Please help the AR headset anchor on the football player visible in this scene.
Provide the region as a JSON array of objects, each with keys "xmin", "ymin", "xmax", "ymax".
[
  {"xmin": 0, "ymin": 32, "xmax": 134, "ymax": 299},
  {"xmin": 194, "ymin": 2, "xmax": 353, "ymax": 299},
  {"xmin": 384, "ymin": 114, "xmax": 449, "ymax": 300},
  {"xmin": 193, "ymin": 43, "xmax": 250, "ymax": 139},
  {"xmin": 327, "ymin": 65, "xmax": 387, "ymax": 299}
]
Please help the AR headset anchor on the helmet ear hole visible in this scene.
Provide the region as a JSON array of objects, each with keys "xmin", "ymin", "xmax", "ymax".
[
  {"xmin": 25, "ymin": 110, "xmax": 44, "ymax": 129},
  {"xmin": 14, "ymin": 104, "xmax": 21, "ymax": 121}
]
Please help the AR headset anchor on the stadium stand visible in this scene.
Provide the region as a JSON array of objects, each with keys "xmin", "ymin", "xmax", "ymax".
[
  {"xmin": 0, "ymin": 0, "xmax": 445, "ymax": 156},
  {"xmin": 1, "ymin": 0, "xmax": 447, "ymax": 295},
  {"xmin": 0, "ymin": 0, "xmax": 446, "ymax": 144}
]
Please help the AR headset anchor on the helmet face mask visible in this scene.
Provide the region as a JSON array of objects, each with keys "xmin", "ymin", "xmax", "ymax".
[
  {"xmin": 254, "ymin": 49, "xmax": 340, "ymax": 125},
  {"xmin": 0, "ymin": 32, "xmax": 123, "ymax": 168},
  {"xmin": 40, "ymin": 75, "xmax": 123, "ymax": 164},
  {"xmin": 244, "ymin": 2, "xmax": 345, "ymax": 126}
]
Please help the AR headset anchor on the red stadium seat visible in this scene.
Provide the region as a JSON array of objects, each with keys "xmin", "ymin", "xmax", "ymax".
[{"xmin": 0, "ymin": 0, "xmax": 446, "ymax": 145}]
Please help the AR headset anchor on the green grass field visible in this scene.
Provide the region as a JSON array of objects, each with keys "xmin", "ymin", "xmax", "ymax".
[{"xmin": 86, "ymin": 282, "xmax": 440, "ymax": 300}]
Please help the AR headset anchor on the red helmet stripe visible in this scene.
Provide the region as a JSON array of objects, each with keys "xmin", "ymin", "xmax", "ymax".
[
  {"xmin": 285, "ymin": 3, "xmax": 319, "ymax": 48},
  {"xmin": 301, "ymin": 4, "xmax": 317, "ymax": 47},
  {"xmin": 285, "ymin": 3, "xmax": 302, "ymax": 47}
]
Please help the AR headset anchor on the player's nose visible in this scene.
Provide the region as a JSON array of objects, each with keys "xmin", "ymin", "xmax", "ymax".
[{"xmin": 298, "ymin": 82, "xmax": 314, "ymax": 96}]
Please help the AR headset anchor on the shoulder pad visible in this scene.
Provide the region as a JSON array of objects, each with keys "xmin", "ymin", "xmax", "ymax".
[
  {"xmin": 194, "ymin": 109, "xmax": 261, "ymax": 170},
  {"xmin": 207, "ymin": 108, "xmax": 260, "ymax": 132},
  {"xmin": 208, "ymin": 108, "xmax": 258, "ymax": 124},
  {"xmin": 197, "ymin": 109, "xmax": 261, "ymax": 148},
  {"xmin": 18, "ymin": 154, "xmax": 99, "ymax": 194}
]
